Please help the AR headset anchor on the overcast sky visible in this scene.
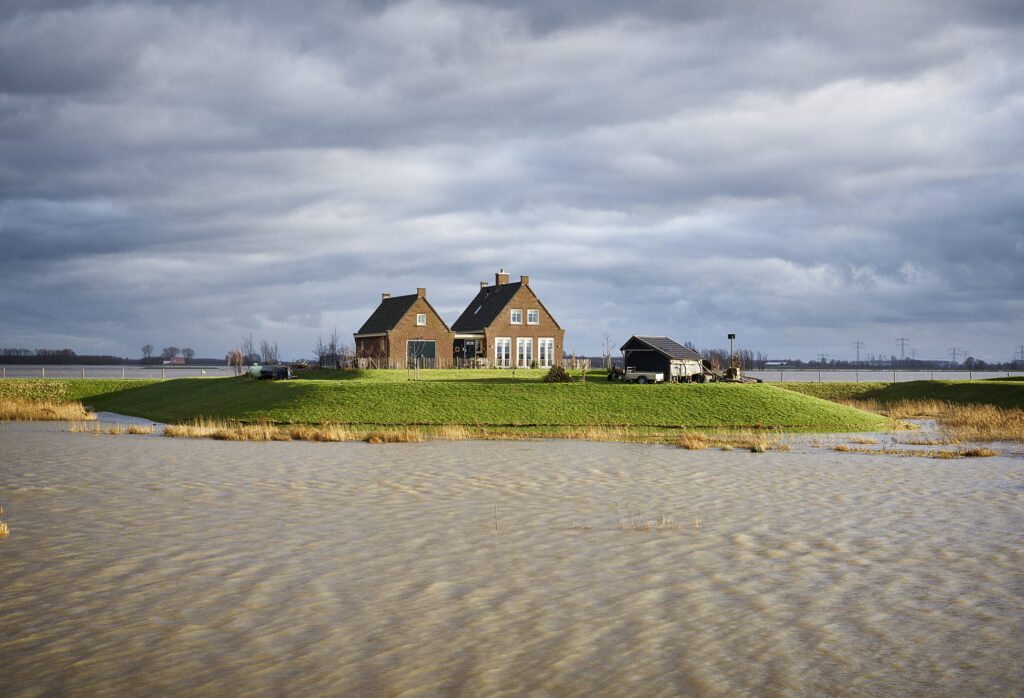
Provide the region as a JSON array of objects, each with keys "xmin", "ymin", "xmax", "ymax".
[{"xmin": 2, "ymin": 0, "xmax": 1022, "ymax": 363}]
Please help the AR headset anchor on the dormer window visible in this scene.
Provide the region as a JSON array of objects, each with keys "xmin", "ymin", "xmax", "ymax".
[
  {"xmin": 527, "ymin": 309, "xmax": 539, "ymax": 325},
  {"xmin": 510, "ymin": 309, "xmax": 523, "ymax": 325},
  {"xmin": 416, "ymin": 314, "xmax": 426, "ymax": 326}
]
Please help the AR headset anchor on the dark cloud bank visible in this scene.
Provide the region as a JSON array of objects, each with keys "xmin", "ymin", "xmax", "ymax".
[{"xmin": 1, "ymin": 0, "xmax": 1022, "ymax": 361}]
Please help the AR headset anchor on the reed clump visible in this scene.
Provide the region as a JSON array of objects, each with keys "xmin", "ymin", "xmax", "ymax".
[
  {"xmin": 839, "ymin": 398, "xmax": 1024, "ymax": 443},
  {"xmin": 0, "ymin": 398, "xmax": 96, "ymax": 422},
  {"xmin": 938, "ymin": 404, "xmax": 1024, "ymax": 443},
  {"xmin": 831, "ymin": 444, "xmax": 1000, "ymax": 458},
  {"xmin": 672, "ymin": 429, "xmax": 784, "ymax": 452}
]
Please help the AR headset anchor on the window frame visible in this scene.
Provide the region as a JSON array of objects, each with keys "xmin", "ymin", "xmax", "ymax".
[
  {"xmin": 416, "ymin": 313, "xmax": 427, "ymax": 326},
  {"xmin": 538, "ymin": 337, "xmax": 554, "ymax": 368},
  {"xmin": 495, "ymin": 337, "xmax": 512, "ymax": 368},
  {"xmin": 510, "ymin": 308, "xmax": 523, "ymax": 325},
  {"xmin": 527, "ymin": 309, "xmax": 539, "ymax": 325},
  {"xmin": 516, "ymin": 337, "xmax": 533, "ymax": 368}
]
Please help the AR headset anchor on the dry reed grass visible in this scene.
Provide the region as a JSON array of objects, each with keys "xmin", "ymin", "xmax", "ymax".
[
  {"xmin": 832, "ymin": 444, "xmax": 1000, "ymax": 458},
  {"xmin": 69, "ymin": 422, "xmax": 123, "ymax": 435},
  {"xmin": 938, "ymin": 404, "xmax": 1024, "ymax": 443},
  {"xmin": 841, "ymin": 399, "xmax": 1024, "ymax": 442},
  {"xmin": 0, "ymin": 522, "xmax": 8, "ymax": 539},
  {"xmin": 619, "ymin": 514, "xmax": 683, "ymax": 532},
  {"xmin": 0, "ymin": 398, "xmax": 96, "ymax": 422},
  {"xmin": 848, "ymin": 437, "xmax": 880, "ymax": 445},
  {"xmin": 672, "ymin": 428, "xmax": 784, "ymax": 452}
]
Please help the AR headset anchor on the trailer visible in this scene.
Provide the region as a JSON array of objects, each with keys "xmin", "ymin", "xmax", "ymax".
[{"xmin": 609, "ymin": 366, "xmax": 664, "ymax": 384}]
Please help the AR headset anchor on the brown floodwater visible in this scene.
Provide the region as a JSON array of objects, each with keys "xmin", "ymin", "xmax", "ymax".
[{"xmin": 1, "ymin": 422, "xmax": 1022, "ymax": 696}]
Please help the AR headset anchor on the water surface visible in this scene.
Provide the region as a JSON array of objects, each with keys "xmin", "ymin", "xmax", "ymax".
[{"xmin": 1, "ymin": 423, "xmax": 1022, "ymax": 695}]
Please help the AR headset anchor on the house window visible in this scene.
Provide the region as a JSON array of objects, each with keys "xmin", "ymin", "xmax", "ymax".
[
  {"xmin": 527, "ymin": 309, "xmax": 539, "ymax": 325},
  {"xmin": 407, "ymin": 340, "xmax": 435, "ymax": 368},
  {"xmin": 517, "ymin": 337, "xmax": 533, "ymax": 368},
  {"xmin": 416, "ymin": 313, "xmax": 426, "ymax": 326},
  {"xmin": 510, "ymin": 309, "xmax": 523, "ymax": 324},
  {"xmin": 495, "ymin": 337, "xmax": 511, "ymax": 368},
  {"xmin": 539, "ymin": 338, "xmax": 554, "ymax": 368}
]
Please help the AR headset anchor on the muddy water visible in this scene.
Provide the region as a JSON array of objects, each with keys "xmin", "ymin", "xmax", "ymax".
[{"xmin": 1, "ymin": 423, "xmax": 1022, "ymax": 696}]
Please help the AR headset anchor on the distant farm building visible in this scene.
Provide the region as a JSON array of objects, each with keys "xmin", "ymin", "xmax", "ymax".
[{"xmin": 620, "ymin": 336, "xmax": 705, "ymax": 382}]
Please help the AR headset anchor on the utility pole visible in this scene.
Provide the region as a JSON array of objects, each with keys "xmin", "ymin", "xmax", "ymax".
[
  {"xmin": 948, "ymin": 347, "xmax": 960, "ymax": 363},
  {"xmin": 896, "ymin": 337, "xmax": 909, "ymax": 363},
  {"xmin": 1016, "ymin": 345, "xmax": 1024, "ymax": 368},
  {"xmin": 852, "ymin": 340, "xmax": 864, "ymax": 364},
  {"xmin": 817, "ymin": 353, "xmax": 828, "ymax": 365},
  {"xmin": 728, "ymin": 334, "xmax": 735, "ymax": 367}
]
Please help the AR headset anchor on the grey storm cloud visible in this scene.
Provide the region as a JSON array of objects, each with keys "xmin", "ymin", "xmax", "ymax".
[{"xmin": 1, "ymin": 0, "xmax": 1022, "ymax": 361}]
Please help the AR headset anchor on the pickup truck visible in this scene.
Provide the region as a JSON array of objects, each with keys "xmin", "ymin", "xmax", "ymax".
[{"xmin": 608, "ymin": 366, "xmax": 664, "ymax": 384}]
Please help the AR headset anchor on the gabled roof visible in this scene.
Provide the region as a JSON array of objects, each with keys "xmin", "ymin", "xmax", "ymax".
[
  {"xmin": 355, "ymin": 294, "xmax": 431, "ymax": 335},
  {"xmin": 621, "ymin": 335, "xmax": 703, "ymax": 361},
  {"xmin": 450, "ymin": 282, "xmax": 524, "ymax": 332}
]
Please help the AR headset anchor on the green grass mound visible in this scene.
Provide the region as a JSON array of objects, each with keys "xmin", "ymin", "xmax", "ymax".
[
  {"xmin": 780, "ymin": 379, "xmax": 1024, "ymax": 410},
  {"xmin": 1, "ymin": 375, "xmax": 889, "ymax": 431}
]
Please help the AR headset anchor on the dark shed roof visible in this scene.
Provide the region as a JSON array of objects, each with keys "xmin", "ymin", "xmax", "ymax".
[
  {"xmin": 620, "ymin": 335, "xmax": 704, "ymax": 361},
  {"xmin": 451, "ymin": 282, "xmax": 523, "ymax": 332},
  {"xmin": 355, "ymin": 294, "xmax": 419, "ymax": 335}
]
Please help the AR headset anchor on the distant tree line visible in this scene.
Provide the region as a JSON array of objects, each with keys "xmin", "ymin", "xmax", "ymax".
[{"xmin": 0, "ymin": 347, "xmax": 218, "ymax": 365}]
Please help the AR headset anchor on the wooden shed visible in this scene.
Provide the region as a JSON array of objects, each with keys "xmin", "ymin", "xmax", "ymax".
[{"xmin": 620, "ymin": 335, "xmax": 706, "ymax": 382}]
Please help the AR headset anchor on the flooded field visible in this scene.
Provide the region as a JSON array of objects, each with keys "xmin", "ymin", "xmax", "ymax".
[{"xmin": 1, "ymin": 423, "xmax": 1022, "ymax": 696}]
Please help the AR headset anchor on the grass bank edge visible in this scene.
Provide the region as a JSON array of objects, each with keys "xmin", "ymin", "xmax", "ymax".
[{"xmin": 0, "ymin": 376, "xmax": 889, "ymax": 432}]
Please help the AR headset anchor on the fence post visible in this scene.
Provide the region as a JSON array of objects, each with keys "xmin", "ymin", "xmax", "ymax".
[
  {"xmin": 855, "ymin": 371, "xmax": 858, "ymax": 383},
  {"xmin": 122, "ymin": 367, "xmax": 125, "ymax": 379},
  {"xmin": 818, "ymin": 371, "xmax": 821, "ymax": 383},
  {"xmin": 780, "ymin": 370, "xmax": 783, "ymax": 383},
  {"xmin": 162, "ymin": 367, "xmax": 165, "ymax": 379},
  {"xmin": 42, "ymin": 367, "xmax": 45, "ymax": 378},
  {"xmin": 893, "ymin": 371, "xmax": 896, "ymax": 383},
  {"xmin": 82, "ymin": 367, "xmax": 85, "ymax": 379}
]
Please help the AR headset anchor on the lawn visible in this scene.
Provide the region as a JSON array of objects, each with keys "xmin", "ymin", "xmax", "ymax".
[{"xmin": 0, "ymin": 371, "xmax": 891, "ymax": 431}]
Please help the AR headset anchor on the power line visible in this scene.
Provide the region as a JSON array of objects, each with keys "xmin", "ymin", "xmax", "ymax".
[
  {"xmin": 852, "ymin": 340, "xmax": 864, "ymax": 363},
  {"xmin": 895, "ymin": 337, "xmax": 910, "ymax": 362}
]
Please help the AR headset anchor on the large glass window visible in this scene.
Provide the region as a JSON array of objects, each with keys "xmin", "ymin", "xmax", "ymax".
[
  {"xmin": 407, "ymin": 340, "xmax": 436, "ymax": 368},
  {"xmin": 539, "ymin": 338, "xmax": 554, "ymax": 368},
  {"xmin": 495, "ymin": 337, "xmax": 511, "ymax": 367},
  {"xmin": 517, "ymin": 337, "xmax": 533, "ymax": 367}
]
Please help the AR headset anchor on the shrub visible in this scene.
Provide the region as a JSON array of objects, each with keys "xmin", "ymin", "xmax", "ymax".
[{"xmin": 543, "ymin": 365, "xmax": 573, "ymax": 383}]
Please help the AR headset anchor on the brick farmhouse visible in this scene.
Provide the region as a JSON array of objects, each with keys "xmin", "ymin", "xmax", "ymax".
[
  {"xmin": 353, "ymin": 272, "xmax": 564, "ymax": 368},
  {"xmin": 353, "ymin": 288, "xmax": 454, "ymax": 369}
]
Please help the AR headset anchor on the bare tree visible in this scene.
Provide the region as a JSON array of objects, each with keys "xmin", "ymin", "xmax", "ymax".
[
  {"xmin": 226, "ymin": 349, "xmax": 244, "ymax": 376},
  {"xmin": 141, "ymin": 344, "xmax": 154, "ymax": 360},
  {"xmin": 327, "ymin": 327, "xmax": 341, "ymax": 368},
  {"xmin": 259, "ymin": 339, "xmax": 279, "ymax": 364},
  {"xmin": 312, "ymin": 334, "xmax": 328, "ymax": 368},
  {"xmin": 602, "ymin": 329, "xmax": 613, "ymax": 369},
  {"xmin": 161, "ymin": 346, "xmax": 180, "ymax": 359},
  {"xmin": 240, "ymin": 333, "xmax": 258, "ymax": 364},
  {"xmin": 181, "ymin": 347, "xmax": 195, "ymax": 363}
]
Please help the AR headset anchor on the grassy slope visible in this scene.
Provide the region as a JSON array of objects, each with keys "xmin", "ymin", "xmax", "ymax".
[
  {"xmin": 780, "ymin": 380, "xmax": 1024, "ymax": 410},
  {"xmin": 0, "ymin": 372, "xmax": 889, "ymax": 430}
]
